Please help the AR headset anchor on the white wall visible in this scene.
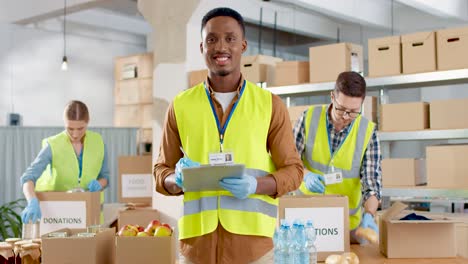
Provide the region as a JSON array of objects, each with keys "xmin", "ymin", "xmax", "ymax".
[{"xmin": 0, "ymin": 22, "xmax": 146, "ymax": 126}]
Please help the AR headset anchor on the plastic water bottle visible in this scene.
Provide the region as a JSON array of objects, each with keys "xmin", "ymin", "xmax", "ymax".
[
  {"xmin": 292, "ymin": 220, "xmax": 309, "ymax": 264},
  {"xmin": 278, "ymin": 220, "xmax": 292, "ymax": 264},
  {"xmin": 306, "ymin": 220, "xmax": 317, "ymax": 264},
  {"xmin": 273, "ymin": 226, "xmax": 281, "ymax": 264}
]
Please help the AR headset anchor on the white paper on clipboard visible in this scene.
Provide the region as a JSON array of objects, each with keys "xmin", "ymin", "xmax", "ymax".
[{"xmin": 182, "ymin": 164, "xmax": 245, "ymax": 192}]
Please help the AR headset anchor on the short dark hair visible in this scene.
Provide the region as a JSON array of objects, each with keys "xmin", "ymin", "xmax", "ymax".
[
  {"xmin": 334, "ymin": 71, "xmax": 366, "ymax": 98},
  {"xmin": 201, "ymin": 7, "xmax": 245, "ymax": 37}
]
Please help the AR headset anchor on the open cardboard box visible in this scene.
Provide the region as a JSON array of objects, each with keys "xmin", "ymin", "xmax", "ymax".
[
  {"xmin": 115, "ymin": 234, "xmax": 176, "ymax": 264},
  {"xmin": 41, "ymin": 227, "xmax": 115, "ymax": 264},
  {"xmin": 380, "ymin": 202, "xmax": 459, "ymax": 258},
  {"xmin": 279, "ymin": 195, "xmax": 349, "ymax": 261}
]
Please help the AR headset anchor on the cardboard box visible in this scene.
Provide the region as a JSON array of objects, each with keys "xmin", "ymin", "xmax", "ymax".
[
  {"xmin": 118, "ymin": 207, "xmax": 160, "ymax": 230},
  {"xmin": 114, "ymin": 103, "xmax": 153, "ymax": 128},
  {"xmin": 279, "ymin": 195, "xmax": 350, "ymax": 261},
  {"xmin": 456, "ymin": 223, "xmax": 468, "ymax": 258},
  {"xmin": 309, "ymin": 43, "xmax": 363, "ymax": 83},
  {"xmin": 401, "ymin": 31, "xmax": 437, "ymax": 74},
  {"xmin": 430, "ymin": 98, "xmax": 468, "ymax": 129},
  {"xmin": 241, "ymin": 55, "xmax": 283, "ymax": 84},
  {"xmin": 437, "ymin": 26, "xmax": 468, "ymax": 70},
  {"xmin": 382, "ymin": 158, "xmax": 426, "ymax": 187},
  {"xmin": 288, "ymin": 105, "xmax": 311, "ymax": 128},
  {"xmin": 188, "ymin": 69, "xmax": 208, "ymax": 87},
  {"xmin": 426, "ymin": 144, "xmax": 468, "ymax": 188},
  {"xmin": 116, "ymin": 234, "xmax": 176, "ymax": 264},
  {"xmin": 41, "ymin": 228, "xmax": 115, "ymax": 264},
  {"xmin": 115, "ymin": 53, "xmax": 153, "ymax": 80},
  {"xmin": 362, "ymin": 96, "xmax": 377, "ymax": 123},
  {"xmin": 380, "ymin": 102, "xmax": 429, "ymax": 131},
  {"xmin": 115, "ymin": 78, "xmax": 153, "ymax": 105},
  {"xmin": 36, "ymin": 192, "xmax": 100, "ymax": 235},
  {"xmin": 118, "ymin": 155, "xmax": 153, "ymax": 205},
  {"xmin": 380, "ymin": 202, "xmax": 458, "ymax": 258},
  {"xmin": 273, "ymin": 61, "xmax": 309, "ymax": 86},
  {"xmin": 368, "ymin": 36, "xmax": 401, "ymax": 77}
]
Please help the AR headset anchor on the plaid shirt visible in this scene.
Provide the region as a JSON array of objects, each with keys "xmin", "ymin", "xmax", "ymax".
[{"xmin": 293, "ymin": 105, "xmax": 382, "ymax": 202}]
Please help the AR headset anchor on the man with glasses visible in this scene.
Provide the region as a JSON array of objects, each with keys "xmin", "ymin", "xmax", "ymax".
[{"xmin": 293, "ymin": 71, "xmax": 382, "ymax": 243}]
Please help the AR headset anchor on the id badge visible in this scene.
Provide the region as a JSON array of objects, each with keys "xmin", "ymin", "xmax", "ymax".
[
  {"xmin": 324, "ymin": 166, "xmax": 343, "ymax": 185},
  {"xmin": 208, "ymin": 151, "xmax": 234, "ymax": 165}
]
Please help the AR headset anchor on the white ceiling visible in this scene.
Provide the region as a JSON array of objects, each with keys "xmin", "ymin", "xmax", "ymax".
[{"xmin": 1, "ymin": 0, "xmax": 466, "ymax": 37}]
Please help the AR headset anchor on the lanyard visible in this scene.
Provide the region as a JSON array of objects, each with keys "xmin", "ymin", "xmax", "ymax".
[
  {"xmin": 326, "ymin": 111, "xmax": 355, "ymax": 166},
  {"xmin": 204, "ymin": 80, "xmax": 246, "ymax": 152}
]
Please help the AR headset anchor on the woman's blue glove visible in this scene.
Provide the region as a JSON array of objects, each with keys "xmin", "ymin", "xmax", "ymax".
[
  {"xmin": 21, "ymin": 197, "xmax": 42, "ymax": 223},
  {"xmin": 304, "ymin": 172, "xmax": 325, "ymax": 193},
  {"xmin": 175, "ymin": 157, "xmax": 200, "ymax": 188},
  {"xmin": 219, "ymin": 175, "xmax": 257, "ymax": 199},
  {"xmin": 361, "ymin": 212, "xmax": 379, "ymax": 233},
  {"xmin": 87, "ymin": 180, "xmax": 102, "ymax": 192}
]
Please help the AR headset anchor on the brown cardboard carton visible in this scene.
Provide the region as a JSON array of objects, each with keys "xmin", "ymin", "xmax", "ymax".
[
  {"xmin": 279, "ymin": 195, "xmax": 350, "ymax": 261},
  {"xmin": 241, "ymin": 55, "xmax": 283, "ymax": 85},
  {"xmin": 115, "ymin": 53, "xmax": 153, "ymax": 80},
  {"xmin": 36, "ymin": 192, "xmax": 100, "ymax": 235},
  {"xmin": 288, "ymin": 105, "xmax": 311, "ymax": 127},
  {"xmin": 426, "ymin": 144, "xmax": 468, "ymax": 188},
  {"xmin": 382, "ymin": 158, "xmax": 426, "ymax": 187},
  {"xmin": 368, "ymin": 36, "xmax": 401, "ymax": 77},
  {"xmin": 114, "ymin": 104, "xmax": 153, "ymax": 128},
  {"xmin": 141, "ymin": 103, "xmax": 153, "ymax": 128},
  {"xmin": 456, "ymin": 223, "xmax": 468, "ymax": 258},
  {"xmin": 188, "ymin": 69, "xmax": 208, "ymax": 87},
  {"xmin": 309, "ymin": 43, "xmax": 363, "ymax": 83},
  {"xmin": 115, "ymin": 234, "xmax": 176, "ymax": 264},
  {"xmin": 401, "ymin": 31, "xmax": 437, "ymax": 74},
  {"xmin": 41, "ymin": 228, "xmax": 115, "ymax": 264},
  {"xmin": 362, "ymin": 96, "xmax": 377, "ymax": 123},
  {"xmin": 273, "ymin": 61, "xmax": 309, "ymax": 86},
  {"xmin": 380, "ymin": 202, "xmax": 458, "ymax": 258},
  {"xmin": 380, "ymin": 102, "xmax": 429, "ymax": 131},
  {"xmin": 118, "ymin": 155, "xmax": 153, "ymax": 205},
  {"xmin": 115, "ymin": 78, "xmax": 153, "ymax": 105},
  {"xmin": 437, "ymin": 26, "xmax": 468, "ymax": 70},
  {"xmin": 430, "ymin": 98, "xmax": 468, "ymax": 129},
  {"xmin": 117, "ymin": 207, "xmax": 160, "ymax": 230}
]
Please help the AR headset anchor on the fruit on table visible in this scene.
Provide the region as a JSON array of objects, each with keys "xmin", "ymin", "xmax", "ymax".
[
  {"xmin": 325, "ymin": 252, "xmax": 360, "ymax": 264},
  {"xmin": 355, "ymin": 227, "xmax": 378, "ymax": 244}
]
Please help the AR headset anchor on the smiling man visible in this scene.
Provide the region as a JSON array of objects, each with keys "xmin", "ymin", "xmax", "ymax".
[
  {"xmin": 293, "ymin": 71, "xmax": 382, "ymax": 244},
  {"xmin": 154, "ymin": 7, "xmax": 303, "ymax": 264}
]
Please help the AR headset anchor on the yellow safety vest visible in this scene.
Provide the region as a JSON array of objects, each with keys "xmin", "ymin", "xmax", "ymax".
[
  {"xmin": 35, "ymin": 130, "xmax": 105, "ymax": 223},
  {"xmin": 298, "ymin": 105, "xmax": 375, "ymax": 230},
  {"xmin": 174, "ymin": 80, "xmax": 277, "ymax": 240}
]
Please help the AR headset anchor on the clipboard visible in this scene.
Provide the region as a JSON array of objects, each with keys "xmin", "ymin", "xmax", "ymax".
[{"xmin": 182, "ymin": 164, "xmax": 245, "ymax": 192}]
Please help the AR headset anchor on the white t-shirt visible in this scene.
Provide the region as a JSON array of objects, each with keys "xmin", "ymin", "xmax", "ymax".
[{"xmin": 214, "ymin": 91, "xmax": 237, "ymax": 113}]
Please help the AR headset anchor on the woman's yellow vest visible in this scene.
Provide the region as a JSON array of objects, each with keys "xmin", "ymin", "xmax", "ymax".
[
  {"xmin": 174, "ymin": 81, "xmax": 277, "ymax": 240},
  {"xmin": 298, "ymin": 105, "xmax": 375, "ymax": 230},
  {"xmin": 35, "ymin": 130, "xmax": 104, "ymax": 191}
]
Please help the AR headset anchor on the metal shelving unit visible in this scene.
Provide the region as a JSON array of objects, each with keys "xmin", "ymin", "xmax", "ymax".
[
  {"xmin": 378, "ymin": 129, "xmax": 468, "ymax": 141},
  {"xmin": 268, "ymin": 68, "xmax": 468, "ymax": 96},
  {"xmin": 271, "ymin": 69, "xmax": 468, "ymax": 209}
]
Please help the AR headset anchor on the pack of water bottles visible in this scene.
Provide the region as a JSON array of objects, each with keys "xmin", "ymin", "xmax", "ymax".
[{"xmin": 273, "ymin": 219, "xmax": 317, "ymax": 264}]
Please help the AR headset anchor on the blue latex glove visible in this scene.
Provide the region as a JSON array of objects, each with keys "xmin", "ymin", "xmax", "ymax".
[
  {"xmin": 175, "ymin": 157, "xmax": 200, "ymax": 188},
  {"xmin": 361, "ymin": 212, "xmax": 379, "ymax": 233},
  {"xmin": 219, "ymin": 175, "xmax": 257, "ymax": 199},
  {"xmin": 21, "ymin": 197, "xmax": 42, "ymax": 223},
  {"xmin": 304, "ymin": 172, "xmax": 325, "ymax": 193},
  {"xmin": 87, "ymin": 179, "xmax": 102, "ymax": 192}
]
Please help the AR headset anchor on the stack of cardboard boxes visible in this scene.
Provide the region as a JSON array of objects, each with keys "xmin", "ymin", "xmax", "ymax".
[{"xmin": 114, "ymin": 53, "xmax": 154, "ymax": 154}]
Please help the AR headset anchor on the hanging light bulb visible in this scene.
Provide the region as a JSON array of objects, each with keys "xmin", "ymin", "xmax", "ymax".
[
  {"xmin": 61, "ymin": 56, "xmax": 68, "ymax": 71},
  {"xmin": 61, "ymin": 0, "xmax": 68, "ymax": 71}
]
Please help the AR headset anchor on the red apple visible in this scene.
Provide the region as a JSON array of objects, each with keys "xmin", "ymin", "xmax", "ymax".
[
  {"xmin": 118, "ymin": 225, "xmax": 138, "ymax": 237},
  {"xmin": 136, "ymin": 231, "xmax": 151, "ymax": 237},
  {"xmin": 162, "ymin": 223, "xmax": 171, "ymax": 229},
  {"xmin": 144, "ymin": 220, "xmax": 161, "ymax": 235},
  {"xmin": 153, "ymin": 225, "xmax": 172, "ymax": 237},
  {"xmin": 135, "ymin": 225, "xmax": 144, "ymax": 232}
]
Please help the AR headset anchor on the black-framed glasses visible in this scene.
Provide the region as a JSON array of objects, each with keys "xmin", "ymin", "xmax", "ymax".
[{"xmin": 333, "ymin": 98, "xmax": 361, "ymax": 118}]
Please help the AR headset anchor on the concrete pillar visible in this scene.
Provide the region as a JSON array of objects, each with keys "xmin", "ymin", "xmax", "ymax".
[{"xmin": 137, "ymin": 0, "xmax": 200, "ymax": 239}]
